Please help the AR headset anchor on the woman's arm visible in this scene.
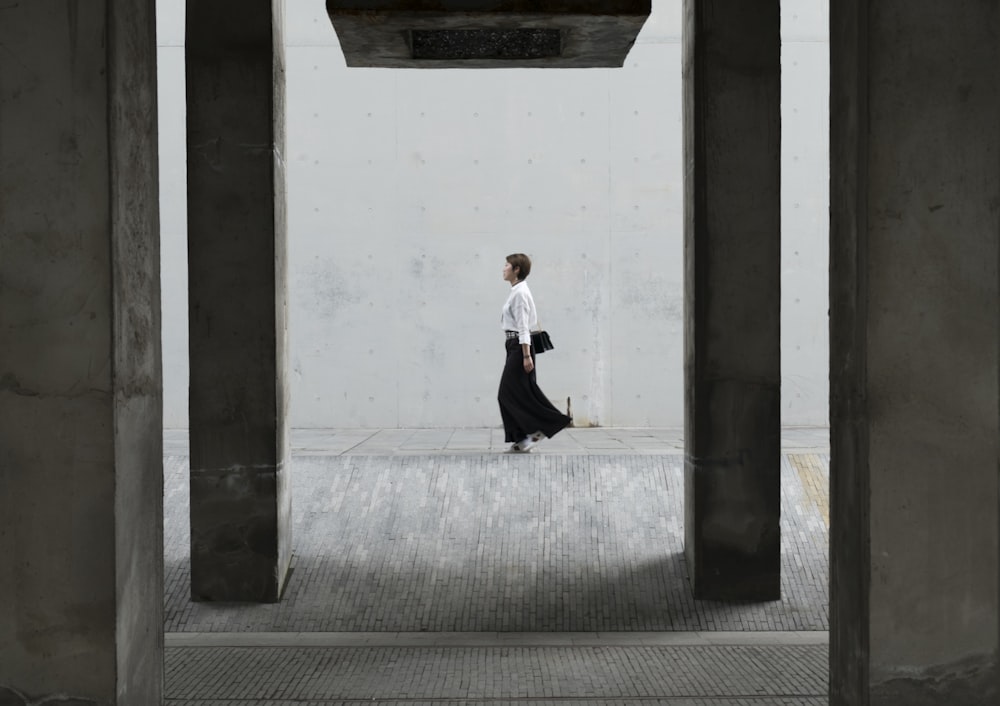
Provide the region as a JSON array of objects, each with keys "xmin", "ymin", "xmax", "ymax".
[{"xmin": 513, "ymin": 292, "xmax": 534, "ymax": 372}]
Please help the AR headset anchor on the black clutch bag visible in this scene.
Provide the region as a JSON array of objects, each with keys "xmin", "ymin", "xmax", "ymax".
[{"xmin": 531, "ymin": 330, "xmax": 554, "ymax": 354}]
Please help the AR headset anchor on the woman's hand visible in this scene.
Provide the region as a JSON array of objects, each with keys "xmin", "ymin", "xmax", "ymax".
[{"xmin": 523, "ymin": 356, "xmax": 534, "ymax": 373}]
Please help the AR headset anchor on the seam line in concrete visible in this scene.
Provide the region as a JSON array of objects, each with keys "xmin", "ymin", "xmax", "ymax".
[
  {"xmin": 165, "ymin": 630, "xmax": 829, "ymax": 649},
  {"xmin": 162, "ymin": 697, "xmax": 826, "ymax": 703}
]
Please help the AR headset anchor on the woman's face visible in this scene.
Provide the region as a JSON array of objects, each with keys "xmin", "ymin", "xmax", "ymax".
[{"xmin": 502, "ymin": 261, "xmax": 518, "ymax": 283}]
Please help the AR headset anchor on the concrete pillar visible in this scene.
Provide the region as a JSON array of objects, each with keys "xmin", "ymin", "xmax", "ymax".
[
  {"xmin": 830, "ymin": 2, "xmax": 999, "ymax": 704},
  {"xmin": 682, "ymin": 0, "xmax": 781, "ymax": 601},
  {"xmin": 186, "ymin": 0, "xmax": 291, "ymax": 602},
  {"xmin": 0, "ymin": 2, "xmax": 163, "ymax": 704}
]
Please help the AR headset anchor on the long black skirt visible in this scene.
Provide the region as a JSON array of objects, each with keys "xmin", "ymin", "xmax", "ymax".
[{"xmin": 498, "ymin": 338, "xmax": 572, "ymax": 443}]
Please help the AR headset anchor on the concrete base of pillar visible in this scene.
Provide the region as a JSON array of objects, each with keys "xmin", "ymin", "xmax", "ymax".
[
  {"xmin": 870, "ymin": 654, "xmax": 998, "ymax": 706},
  {"xmin": 684, "ymin": 382, "xmax": 781, "ymax": 601},
  {"xmin": 190, "ymin": 464, "xmax": 291, "ymax": 603}
]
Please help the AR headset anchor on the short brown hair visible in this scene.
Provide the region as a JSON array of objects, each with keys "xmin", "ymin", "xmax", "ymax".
[{"xmin": 506, "ymin": 253, "xmax": 531, "ymax": 280}]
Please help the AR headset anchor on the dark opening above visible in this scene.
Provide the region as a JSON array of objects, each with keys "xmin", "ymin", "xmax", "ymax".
[{"xmin": 409, "ymin": 28, "xmax": 562, "ymax": 60}]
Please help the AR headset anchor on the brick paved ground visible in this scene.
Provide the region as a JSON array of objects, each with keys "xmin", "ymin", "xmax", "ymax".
[
  {"xmin": 163, "ymin": 432, "xmax": 830, "ymax": 704},
  {"xmin": 164, "ymin": 453, "xmax": 829, "ymax": 633},
  {"xmin": 164, "ymin": 643, "xmax": 828, "ymax": 703}
]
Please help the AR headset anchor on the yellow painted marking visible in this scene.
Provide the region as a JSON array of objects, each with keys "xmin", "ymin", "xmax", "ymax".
[{"xmin": 790, "ymin": 454, "xmax": 829, "ymax": 528}]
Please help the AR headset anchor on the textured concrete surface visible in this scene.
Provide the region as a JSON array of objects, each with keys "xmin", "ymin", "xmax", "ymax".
[
  {"xmin": 186, "ymin": 0, "xmax": 291, "ymax": 603},
  {"xmin": 829, "ymin": 1, "xmax": 1000, "ymax": 702},
  {"xmin": 682, "ymin": 0, "xmax": 782, "ymax": 602},
  {"xmin": 164, "ymin": 430, "xmax": 829, "ymax": 633},
  {"xmin": 0, "ymin": 2, "xmax": 163, "ymax": 703}
]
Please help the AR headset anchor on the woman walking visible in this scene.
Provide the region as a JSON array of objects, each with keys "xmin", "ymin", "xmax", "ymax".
[{"xmin": 498, "ymin": 253, "xmax": 572, "ymax": 452}]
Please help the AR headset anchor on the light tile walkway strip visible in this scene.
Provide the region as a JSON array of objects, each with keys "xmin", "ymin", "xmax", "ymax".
[{"xmin": 164, "ymin": 427, "xmax": 830, "ymax": 457}]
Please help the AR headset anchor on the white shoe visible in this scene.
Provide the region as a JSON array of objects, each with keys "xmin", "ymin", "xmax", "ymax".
[
  {"xmin": 507, "ymin": 442, "xmax": 527, "ymax": 453},
  {"xmin": 518, "ymin": 436, "xmax": 537, "ymax": 452}
]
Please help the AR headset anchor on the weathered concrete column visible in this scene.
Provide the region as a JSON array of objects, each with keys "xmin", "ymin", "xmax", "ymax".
[
  {"xmin": 682, "ymin": 0, "xmax": 781, "ymax": 601},
  {"xmin": 830, "ymin": 3, "xmax": 999, "ymax": 704},
  {"xmin": 186, "ymin": 0, "xmax": 291, "ymax": 602},
  {"xmin": 0, "ymin": 2, "xmax": 163, "ymax": 703}
]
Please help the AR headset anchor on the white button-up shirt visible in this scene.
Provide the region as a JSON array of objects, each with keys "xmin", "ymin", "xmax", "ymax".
[{"xmin": 501, "ymin": 280, "xmax": 537, "ymax": 346}]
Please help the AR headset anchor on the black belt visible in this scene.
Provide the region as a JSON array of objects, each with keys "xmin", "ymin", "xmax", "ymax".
[{"xmin": 505, "ymin": 330, "xmax": 519, "ymax": 340}]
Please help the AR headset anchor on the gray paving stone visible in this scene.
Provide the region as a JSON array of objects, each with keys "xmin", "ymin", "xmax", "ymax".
[{"xmin": 164, "ymin": 454, "xmax": 829, "ymax": 633}]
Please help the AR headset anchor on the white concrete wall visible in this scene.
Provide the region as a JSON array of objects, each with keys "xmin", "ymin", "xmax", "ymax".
[
  {"xmin": 157, "ymin": 6, "xmax": 189, "ymax": 431},
  {"xmin": 781, "ymin": 1, "xmax": 830, "ymax": 427},
  {"xmin": 158, "ymin": 0, "xmax": 829, "ymax": 429}
]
